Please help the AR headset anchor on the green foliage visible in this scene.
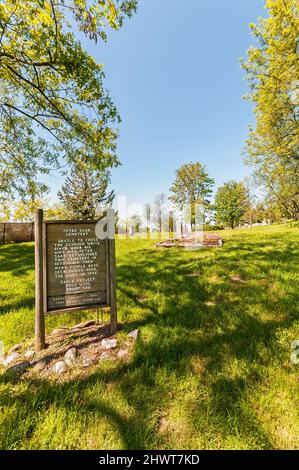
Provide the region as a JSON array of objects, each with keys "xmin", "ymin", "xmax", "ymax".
[
  {"xmin": 0, "ymin": 1, "xmax": 137, "ymax": 198},
  {"xmin": 241, "ymin": 0, "xmax": 299, "ymax": 222},
  {"xmin": 262, "ymin": 159, "xmax": 299, "ymax": 220},
  {"xmin": 241, "ymin": 0, "xmax": 299, "ymax": 163},
  {"xmin": 203, "ymin": 223, "xmax": 224, "ymax": 231},
  {"xmin": 13, "ymin": 199, "xmax": 47, "ymax": 222},
  {"xmin": 0, "ymin": 116, "xmax": 52, "ymax": 201},
  {"xmin": 0, "ymin": 198, "xmax": 48, "ymax": 222},
  {"xmin": 215, "ymin": 181, "xmax": 250, "ymax": 229},
  {"xmin": 44, "ymin": 204, "xmax": 69, "ymax": 220},
  {"xmin": 58, "ymin": 160, "xmax": 114, "ymax": 219},
  {"xmin": 169, "ymin": 162, "xmax": 215, "ymax": 227}
]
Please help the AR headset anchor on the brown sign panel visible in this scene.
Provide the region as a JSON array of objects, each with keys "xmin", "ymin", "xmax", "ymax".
[{"xmin": 43, "ymin": 221, "xmax": 110, "ymax": 314}]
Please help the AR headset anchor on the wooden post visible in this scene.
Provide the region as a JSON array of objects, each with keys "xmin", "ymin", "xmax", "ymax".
[
  {"xmin": 108, "ymin": 210, "xmax": 117, "ymax": 333},
  {"xmin": 35, "ymin": 209, "xmax": 45, "ymax": 351},
  {"xmin": 2, "ymin": 222, "xmax": 6, "ymax": 244}
]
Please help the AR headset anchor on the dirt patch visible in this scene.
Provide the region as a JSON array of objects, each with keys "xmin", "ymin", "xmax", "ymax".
[
  {"xmin": 156, "ymin": 234, "xmax": 223, "ymax": 250},
  {"xmin": 1, "ymin": 322, "xmax": 138, "ymax": 381}
]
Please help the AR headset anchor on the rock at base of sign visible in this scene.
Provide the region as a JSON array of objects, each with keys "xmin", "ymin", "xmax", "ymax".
[
  {"xmin": 72, "ymin": 320, "xmax": 96, "ymax": 330},
  {"xmin": 99, "ymin": 351, "xmax": 112, "ymax": 361},
  {"xmin": 64, "ymin": 348, "xmax": 77, "ymax": 367},
  {"xmin": 6, "ymin": 361, "xmax": 30, "ymax": 375},
  {"xmin": 117, "ymin": 349, "xmax": 129, "ymax": 360},
  {"xmin": 51, "ymin": 327, "xmax": 69, "ymax": 336},
  {"xmin": 24, "ymin": 350, "xmax": 35, "ymax": 359},
  {"xmin": 83, "ymin": 357, "xmax": 97, "ymax": 368},
  {"xmin": 33, "ymin": 359, "xmax": 47, "ymax": 373},
  {"xmin": 3, "ymin": 352, "xmax": 21, "ymax": 367},
  {"xmin": 101, "ymin": 338, "xmax": 117, "ymax": 350},
  {"xmin": 127, "ymin": 329, "xmax": 139, "ymax": 341},
  {"xmin": 53, "ymin": 361, "xmax": 67, "ymax": 375},
  {"xmin": 8, "ymin": 343, "xmax": 23, "ymax": 354}
]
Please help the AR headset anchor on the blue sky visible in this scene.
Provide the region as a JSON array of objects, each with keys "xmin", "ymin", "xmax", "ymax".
[{"xmin": 48, "ymin": 0, "xmax": 266, "ymax": 206}]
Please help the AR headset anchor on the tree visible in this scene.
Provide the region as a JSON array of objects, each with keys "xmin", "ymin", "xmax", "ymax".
[
  {"xmin": 0, "ymin": 115, "xmax": 52, "ymax": 201},
  {"xmin": 13, "ymin": 198, "xmax": 46, "ymax": 221},
  {"xmin": 241, "ymin": 0, "xmax": 299, "ymax": 164},
  {"xmin": 152, "ymin": 193, "xmax": 168, "ymax": 235},
  {"xmin": 144, "ymin": 202, "xmax": 151, "ymax": 237},
  {"xmin": 0, "ymin": 1, "xmax": 137, "ymax": 198},
  {"xmin": 127, "ymin": 214, "xmax": 142, "ymax": 234},
  {"xmin": 169, "ymin": 162, "xmax": 214, "ymax": 230},
  {"xmin": 215, "ymin": 181, "xmax": 250, "ymax": 229},
  {"xmin": 58, "ymin": 160, "xmax": 114, "ymax": 219},
  {"xmin": 0, "ymin": 200, "xmax": 12, "ymax": 221},
  {"xmin": 261, "ymin": 159, "xmax": 299, "ymax": 220},
  {"xmin": 44, "ymin": 204, "xmax": 69, "ymax": 220}
]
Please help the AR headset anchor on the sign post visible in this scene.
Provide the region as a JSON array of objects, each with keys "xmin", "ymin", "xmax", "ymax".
[
  {"xmin": 34, "ymin": 209, "xmax": 117, "ymax": 351},
  {"xmin": 35, "ymin": 209, "xmax": 45, "ymax": 351},
  {"xmin": 108, "ymin": 217, "xmax": 117, "ymax": 334}
]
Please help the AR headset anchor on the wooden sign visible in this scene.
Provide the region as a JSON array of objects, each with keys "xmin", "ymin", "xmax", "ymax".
[{"xmin": 35, "ymin": 210, "xmax": 117, "ymax": 351}]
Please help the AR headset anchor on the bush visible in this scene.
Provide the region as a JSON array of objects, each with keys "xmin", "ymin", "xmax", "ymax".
[{"xmin": 203, "ymin": 224, "xmax": 225, "ymax": 231}]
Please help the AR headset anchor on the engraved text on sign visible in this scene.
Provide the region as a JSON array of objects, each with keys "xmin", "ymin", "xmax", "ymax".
[{"xmin": 45, "ymin": 223, "xmax": 109, "ymax": 312}]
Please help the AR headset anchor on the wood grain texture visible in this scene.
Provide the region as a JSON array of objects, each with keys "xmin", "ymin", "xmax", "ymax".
[{"xmin": 35, "ymin": 209, "xmax": 45, "ymax": 351}]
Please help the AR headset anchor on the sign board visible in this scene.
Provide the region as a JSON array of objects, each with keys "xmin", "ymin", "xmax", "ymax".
[
  {"xmin": 43, "ymin": 221, "xmax": 110, "ymax": 313},
  {"xmin": 35, "ymin": 210, "xmax": 117, "ymax": 351}
]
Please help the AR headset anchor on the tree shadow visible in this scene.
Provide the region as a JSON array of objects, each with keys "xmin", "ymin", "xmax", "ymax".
[
  {"xmin": 0, "ymin": 243, "xmax": 34, "ymax": 277},
  {"xmin": 0, "ymin": 236, "xmax": 298, "ymax": 449}
]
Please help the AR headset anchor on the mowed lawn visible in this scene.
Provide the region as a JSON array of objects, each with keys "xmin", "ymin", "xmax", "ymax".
[{"xmin": 0, "ymin": 225, "xmax": 299, "ymax": 450}]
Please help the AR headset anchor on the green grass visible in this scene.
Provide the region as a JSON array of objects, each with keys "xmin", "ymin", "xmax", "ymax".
[{"xmin": 0, "ymin": 225, "xmax": 299, "ymax": 449}]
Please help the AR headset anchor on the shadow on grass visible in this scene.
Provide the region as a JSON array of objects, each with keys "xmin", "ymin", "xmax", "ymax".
[
  {"xmin": 0, "ymin": 243, "xmax": 34, "ymax": 277},
  {"xmin": 0, "ymin": 235, "xmax": 298, "ymax": 449}
]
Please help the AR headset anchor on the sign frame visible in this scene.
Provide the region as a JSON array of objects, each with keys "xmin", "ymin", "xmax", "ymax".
[{"xmin": 34, "ymin": 209, "xmax": 117, "ymax": 351}]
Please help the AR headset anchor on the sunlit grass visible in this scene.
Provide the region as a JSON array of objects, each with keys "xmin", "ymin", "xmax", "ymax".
[{"xmin": 0, "ymin": 224, "xmax": 298, "ymax": 449}]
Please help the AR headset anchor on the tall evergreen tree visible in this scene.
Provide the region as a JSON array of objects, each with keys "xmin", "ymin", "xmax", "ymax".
[{"xmin": 58, "ymin": 161, "xmax": 114, "ymax": 220}]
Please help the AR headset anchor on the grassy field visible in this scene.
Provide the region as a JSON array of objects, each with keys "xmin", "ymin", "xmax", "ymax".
[{"xmin": 0, "ymin": 224, "xmax": 299, "ymax": 450}]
